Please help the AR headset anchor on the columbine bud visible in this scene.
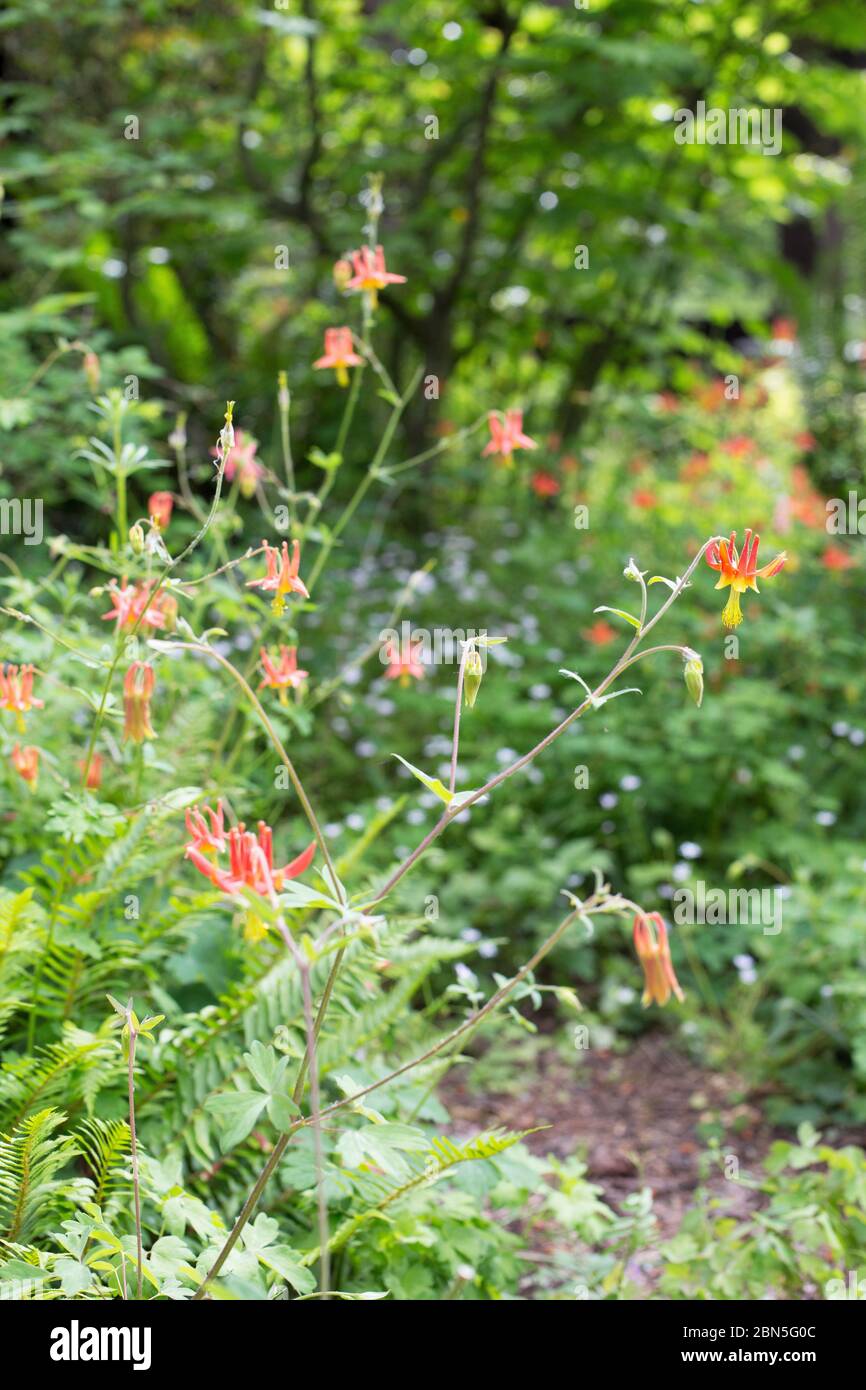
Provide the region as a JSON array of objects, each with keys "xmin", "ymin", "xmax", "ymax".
[
  {"xmin": 277, "ymin": 369, "xmax": 290, "ymax": 412},
  {"xmin": 78, "ymin": 753, "xmax": 103, "ymax": 790},
  {"xmin": 682, "ymin": 649, "xmax": 704, "ymax": 708},
  {"xmin": 129, "ymin": 523, "xmax": 145, "ymax": 554},
  {"xmin": 168, "ymin": 413, "xmax": 187, "ymax": 453},
  {"xmin": 217, "ymin": 401, "xmax": 235, "ymax": 461},
  {"xmin": 463, "ymin": 648, "xmax": 484, "ymax": 709},
  {"xmin": 83, "ymin": 351, "xmax": 101, "ymax": 392},
  {"xmin": 123, "ymin": 662, "xmax": 156, "ymax": 743}
]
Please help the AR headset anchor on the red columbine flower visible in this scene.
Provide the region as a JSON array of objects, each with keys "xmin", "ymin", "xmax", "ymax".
[
  {"xmin": 821, "ymin": 544, "xmax": 856, "ymax": 571},
  {"xmin": 345, "ymin": 244, "xmax": 407, "ymax": 306},
  {"xmin": 148, "ymin": 492, "xmax": 174, "ymax": 529},
  {"xmin": 633, "ymin": 912, "xmax": 685, "ymax": 1008},
  {"xmin": 313, "ymin": 327, "xmax": 363, "ymax": 387},
  {"xmin": 482, "ymin": 410, "xmax": 538, "ymax": 467},
  {"xmin": 11, "ymin": 744, "xmax": 39, "ymax": 790},
  {"xmin": 123, "ymin": 663, "xmax": 156, "ymax": 743},
  {"xmin": 530, "ymin": 470, "xmax": 560, "ymax": 498},
  {"xmin": 1, "ymin": 664, "xmax": 44, "ymax": 732},
  {"xmin": 247, "ymin": 539, "xmax": 309, "ymax": 614},
  {"xmin": 210, "ymin": 429, "xmax": 264, "ymax": 499},
  {"xmin": 705, "ymin": 529, "xmax": 787, "ymax": 629},
  {"xmin": 582, "ymin": 620, "xmax": 617, "ymax": 646},
  {"xmin": 720, "ymin": 434, "xmax": 755, "ymax": 458},
  {"xmin": 259, "ymin": 645, "xmax": 309, "ymax": 703},
  {"xmin": 185, "ymin": 800, "xmax": 227, "ymax": 856},
  {"xmin": 101, "ymin": 580, "xmax": 175, "ymax": 631},
  {"xmin": 383, "ymin": 637, "xmax": 425, "ymax": 686},
  {"xmin": 184, "ymin": 805, "xmax": 315, "ymax": 942}
]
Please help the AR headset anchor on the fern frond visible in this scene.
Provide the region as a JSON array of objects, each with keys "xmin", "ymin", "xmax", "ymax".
[
  {"xmin": 0, "ymin": 1109, "xmax": 79, "ymax": 1243},
  {"xmin": 0, "ymin": 1024, "xmax": 119, "ymax": 1130},
  {"xmin": 317, "ymin": 1128, "xmax": 539, "ymax": 1262},
  {"xmin": 76, "ymin": 1117, "xmax": 131, "ymax": 1209}
]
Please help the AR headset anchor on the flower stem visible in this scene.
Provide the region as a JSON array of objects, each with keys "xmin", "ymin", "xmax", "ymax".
[{"xmin": 127, "ymin": 1024, "xmax": 143, "ymax": 1300}]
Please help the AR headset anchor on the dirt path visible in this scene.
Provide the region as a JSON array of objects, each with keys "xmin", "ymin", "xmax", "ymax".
[{"xmin": 440, "ymin": 1032, "xmax": 771, "ymax": 1236}]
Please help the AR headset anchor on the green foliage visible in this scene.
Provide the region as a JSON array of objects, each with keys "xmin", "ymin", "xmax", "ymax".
[{"xmin": 660, "ymin": 1128, "xmax": 866, "ymax": 1300}]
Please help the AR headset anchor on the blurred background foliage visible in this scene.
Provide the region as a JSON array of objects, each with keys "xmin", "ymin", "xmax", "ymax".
[{"xmin": 2, "ymin": 0, "xmax": 866, "ymax": 1130}]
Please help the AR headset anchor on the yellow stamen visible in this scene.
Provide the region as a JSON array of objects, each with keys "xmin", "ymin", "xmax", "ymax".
[
  {"xmin": 336, "ymin": 363, "xmax": 349, "ymax": 388},
  {"xmin": 722, "ymin": 589, "xmax": 743, "ymax": 628},
  {"xmin": 243, "ymin": 912, "xmax": 269, "ymax": 944}
]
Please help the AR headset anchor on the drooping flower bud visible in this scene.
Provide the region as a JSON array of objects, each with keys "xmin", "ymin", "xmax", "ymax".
[
  {"xmin": 129, "ymin": 523, "xmax": 145, "ymax": 554},
  {"xmin": 623, "ymin": 557, "xmax": 644, "ymax": 583},
  {"xmin": 463, "ymin": 648, "xmax": 484, "ymax": 709},
  {"xmin": 123, "ymin": 662, "xmax": 156, "ymax": 743},
  {"xmin": 633, "ymin": 912, "xmax": 685, "ymax": 1008},
  {"xmin": 682, "ymin": 649, "xmax": 704, "ymax": 709}
]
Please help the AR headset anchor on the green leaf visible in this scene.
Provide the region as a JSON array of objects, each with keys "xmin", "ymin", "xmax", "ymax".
[
  {"xmin": 243, "ymin": 1041, "xmax": 288, "ymax": 1094},
  {"xmin": 392, "ymin": 754, "xmax": 453, "ymax": 804},
  {"xmin": 259, "ymin": 1245, "xmax": 317, "ymax": 1295},
  {"xmin": 206, "ymin": 1091, "xmax": 268, "ymax": 1150},
  {"xmin": 593, "ymin": 605, "xmax": 641, "ymax": 629},
  {"xmin": 55, "ymin": 1257, "xmax": 93, "ymax": 1296},
  {"xmin": 336, "ymin": 1123, "xmax": 430, "ymax": 1178}
]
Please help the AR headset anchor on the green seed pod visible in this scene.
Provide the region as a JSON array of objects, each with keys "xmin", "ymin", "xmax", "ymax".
[
  {"xmin": 463, "ymin": 648, "xmax": 484, "ymax": 709},
  {"xmin": 129, "ymin": 523, "xmax": 145, "ymax": 555}
]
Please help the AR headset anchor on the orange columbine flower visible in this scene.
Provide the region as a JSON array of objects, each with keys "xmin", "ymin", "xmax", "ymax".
[
  {"xmin": 184, "ymin": 803, "xmax": 315, "ymax": 941},
  {"xmin": 482, "ymin": 410, "xmax": 538, "ymax": 467},
  {"xmin": 259, "ymin": 645, "xmax": 309, "ymax": 703},
  {"xmin": 313, "ymin": 327, "xmax": 363, "ymax": 387},
  {"xmin": 705, "ymin": 529, "xmax": 787, "ymax": 629},
  {"xmin": 123, "ymin": 663, "xmax": 156, "ymax": 743},
  {"xmin": 383, "ymin": 637, "xmax": 425, "ymax": 686},
  {"xmin": 247, "ymin": 539, "xmax": 309, "ymax": 615},
  {"xmin": 632, "ymin": 912, "xmax": 685, "ymax": 1008},
  {"xmin": 148, "ymin": 492, "xmax": 174, "ymax": 529},
  {"xmin": 78, "ymin": 753, "xmax": 103, "ymax": 790},
  {"xmin": 101, "ymin": 580, "xmax": 175, "ymax": 631},
  {"xmin": 345, "ymin": 245, "xmax": 407, "ymax": 307},
  {"xmin": 0, "ymin": 663, "xmax": 44, "ymax": 732},
  {"xmin": 11, "ymin": 744, "xmax": 39, "ymax": 790}
]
